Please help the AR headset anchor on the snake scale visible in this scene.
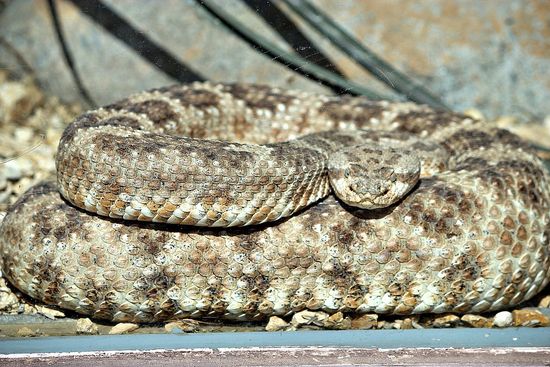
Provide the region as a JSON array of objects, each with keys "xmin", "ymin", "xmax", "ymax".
[{"xmin": 1, "ymin": 82, "xmax": 549, "ymax": 323}]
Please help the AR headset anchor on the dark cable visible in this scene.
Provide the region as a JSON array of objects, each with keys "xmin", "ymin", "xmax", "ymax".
[
  {"xmin": 242, "ymin": 0, "xmax": 344, "ymax": 77},
  {"xmin": 283, "ymin": 0, "xmax": 450, "ymax": 110},
  {"xmin": 47, "ymin": 0, "xmax": 96, "ymax": 107},
  {"xmin": 68, "ymin": 0, "xmax": 204, "ymax": 84},
  {"xmin": 197, "ymin": 0, "xmax": 386, "ymax": 99}
]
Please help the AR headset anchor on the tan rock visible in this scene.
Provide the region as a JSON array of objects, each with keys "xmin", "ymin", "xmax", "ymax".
[
  {"xmin": 512, "ymin": 309, "xmax": 550, "ymax": 327},
  {"xmin": 46, "ymin": 128, "xmax": 62, "ymax": 147},
  {"xmin": 290, "ymin": 310, "xmax": 329, "ymax": 327},
  {"xmin": 164, "ymin": 319, "xmax": 200, "ymax": 333},
  {"xmin": 391, "ymin": 320, "xmax": 403, "ymax": 329},
  {"xmin": 0, "ymin": 79, "xmax": 43, "ymax": 123},
  {"xmin": 265, "ymin": 316, "xmax": 289, "ymax": 331},
  {"xmin": 381, "ymin": 321, "xmax": 395, "ymax": 329},
  {"xmin": 432, "ymin": 314, "xmax": 461, "ymax": 328},
  {"xmin": 0, "ymin": 289, "xmax": 19, "ymax": 312},
  {"xmin": 400, "ymin": 318, "xmax": 415, "ymax": 330},
  {"xmin": 12, "ymin": 177, "xmax": 34, "ymax": 196},
  {"xmin": 164, "ymin": 322, "xmax": 180, "ymax": 333},
  {"xmin": 37, "ymin": 305, "xmax": 65, "ymax": 319},
  {"xmin": 17, "ymin": 326, "xmax": 36, "ymax": 337},
  {"xmin": 411, "ymin": 319, "xmax": 424, "ymax": 329},
  {"xmin": 351, "ymin": 314, "xmax": 378, "ymax": 329},
  {"xmin": 323, "ymin": 312, "xmax": 352, "ymax": 330},
  {"xmin": 108, "ymin": 323, "xmax": 139, "ymax": 335},
  {"xmin": 463, "ymin": 108, "xmax": 485, "ymax": 120},
  {"xmin": 494, "ymin": 115, "xmax": 517, "ymax": 128},
  {"xmin": 23, "ymin": 304, "xmax": 37, "ymax": 315},
  {"xmin": 76, "ymin": 318, "xmax": 99, "ymax": 335},
  {"xmin": 461, "ymin": 314, "xmax": 491, "ymax": 328},
  {"xmin": 538, "ymin": 295, "xmax": 550, "ymax": 308}
]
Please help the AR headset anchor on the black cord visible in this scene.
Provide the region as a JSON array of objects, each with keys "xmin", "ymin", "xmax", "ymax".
[
  {"xmin": 47, "ymin": 0, "xmax": 96, "ymax": 107},
  {"xmin": 67, "ymin": 0, "xmax": 205, "ymax": 85},
  {"xmin": 242, "ymin": 0, "xmax": 344, "ymax": 77},
  {"xmin": 283, "ymin": 0, "xmax": 450, "ymax": 110},
  {"xmin": 197, "ymin": 0, "xmax": 386, "ymax": 99}
]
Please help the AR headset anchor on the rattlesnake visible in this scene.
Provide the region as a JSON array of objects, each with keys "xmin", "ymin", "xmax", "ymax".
[{"xmin": 1, "ymin": 83, "xmax": 549, "ymax": 322}]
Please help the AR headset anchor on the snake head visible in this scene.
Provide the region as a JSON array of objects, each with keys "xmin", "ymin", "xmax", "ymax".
[{"xmin": 328, "ymin": 145, "xmax": 420, "ymax": 209}]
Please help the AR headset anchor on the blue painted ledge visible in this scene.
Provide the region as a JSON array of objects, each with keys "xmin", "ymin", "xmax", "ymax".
[{"xmin": 1, "ymin": 328, "xmax": 550, "ymax": 354}]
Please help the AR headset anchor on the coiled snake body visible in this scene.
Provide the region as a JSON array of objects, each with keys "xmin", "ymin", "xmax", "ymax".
[{"xmin": 1, "ymin": 83, "xmax": 549, "ymax": 322}]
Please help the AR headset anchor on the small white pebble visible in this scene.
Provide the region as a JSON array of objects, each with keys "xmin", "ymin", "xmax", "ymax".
[
  {"xmin": 493, "ymin": 311, "xmax": 513, "ymax": 327},
  {"xmin": 4, "ymin": 160, "xmax": 22, "ymax": 180},
  {"xmin": 14, "ymin": 127, "xmax": 34, "ymax": 142}
]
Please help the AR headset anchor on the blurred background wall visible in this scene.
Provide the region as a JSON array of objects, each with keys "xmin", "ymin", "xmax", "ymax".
[{"xmin": 0, "ymin": 0, "xmax": 548, "ymax": 120}]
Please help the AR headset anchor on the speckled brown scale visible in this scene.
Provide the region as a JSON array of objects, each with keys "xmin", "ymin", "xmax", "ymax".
[
  {"xmin": 55, "ymin": 85, "xmax": 429, "ymax": 227},
  {"xmin": 1, "ymin": 83, "xmax": 550, "ymax": 322}
]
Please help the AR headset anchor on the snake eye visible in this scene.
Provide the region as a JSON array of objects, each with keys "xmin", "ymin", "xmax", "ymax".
[{"xmin": 344, "ymin": 168, "xmax": 351, "ymax": 178}]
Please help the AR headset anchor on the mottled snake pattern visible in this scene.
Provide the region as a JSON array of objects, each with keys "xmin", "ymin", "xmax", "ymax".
[{"xmin": 1, "ymin": 83, "xmax": 549, "ymax": 322}]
